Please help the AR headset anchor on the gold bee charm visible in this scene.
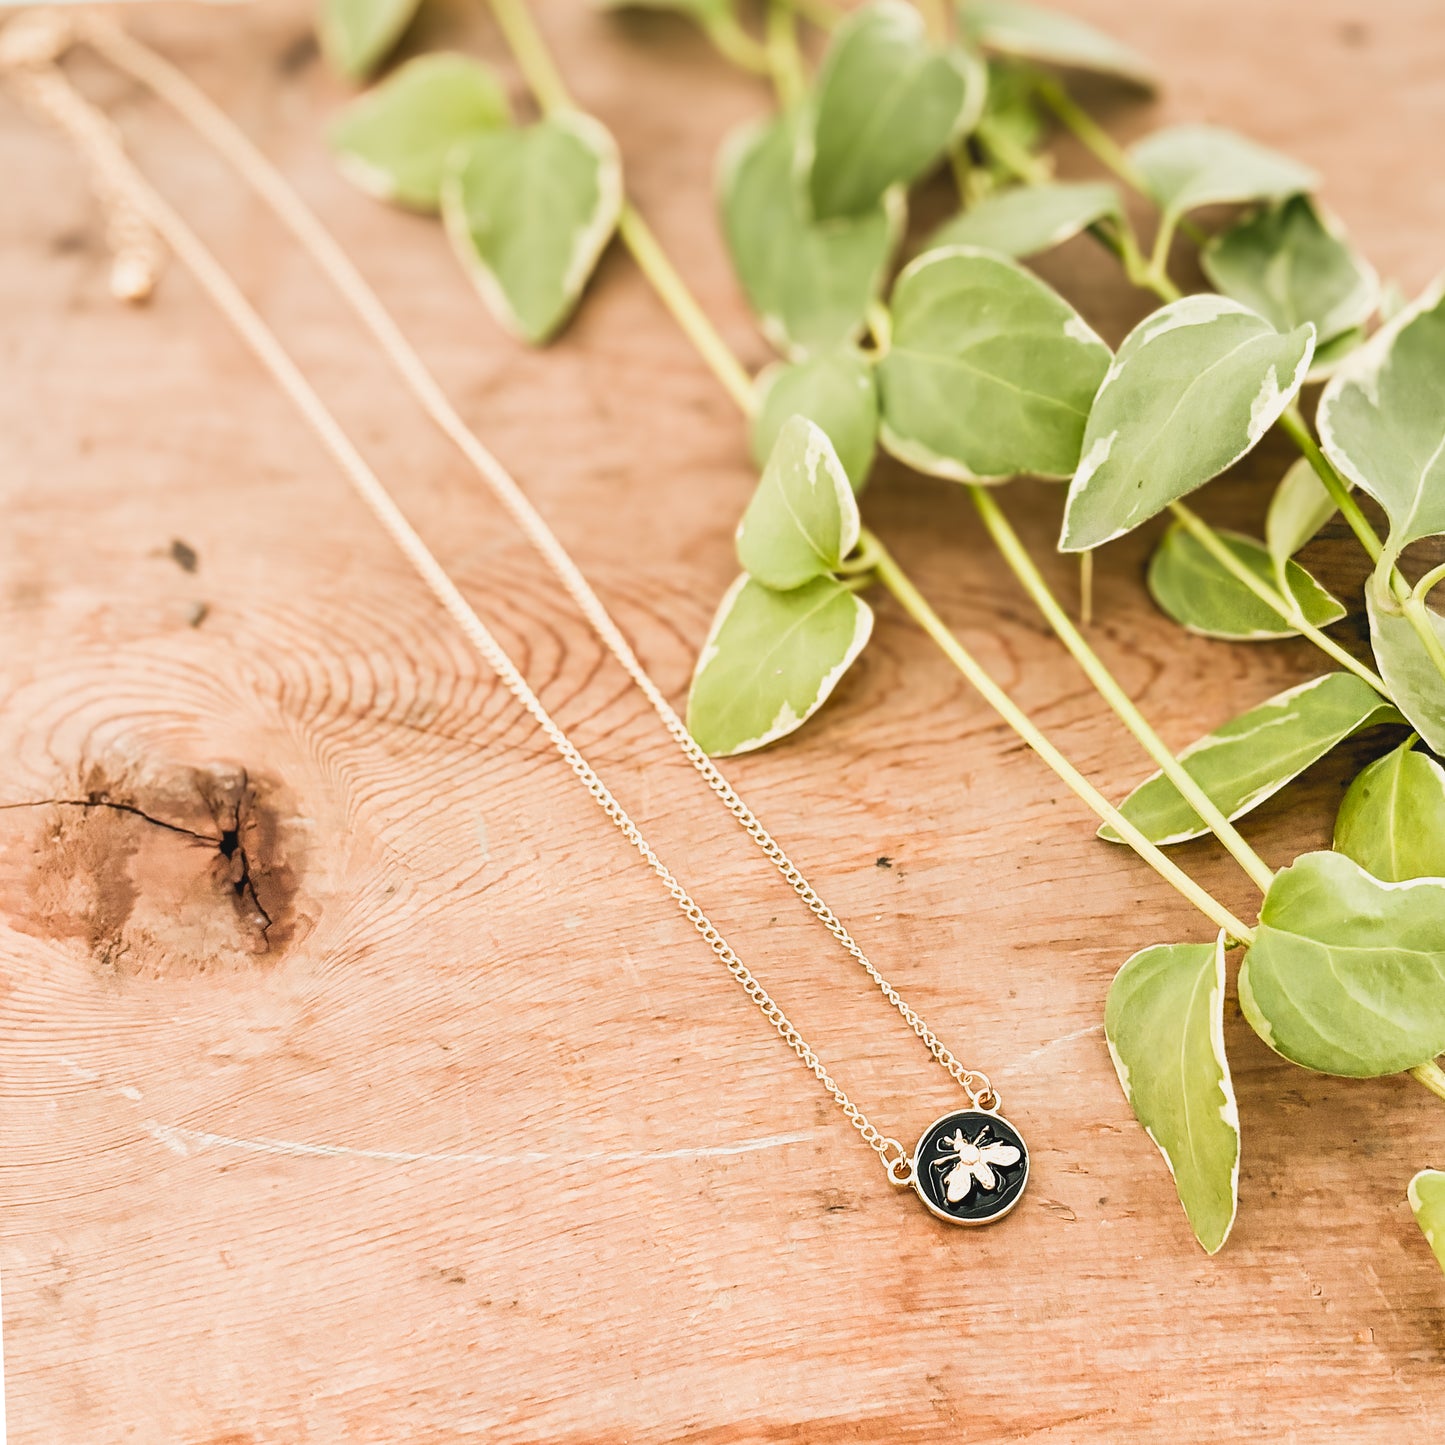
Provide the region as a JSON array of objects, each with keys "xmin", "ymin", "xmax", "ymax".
[{"xmin": 911, "ymin": 1109, "xmax": 1029, "ymax": 1226}]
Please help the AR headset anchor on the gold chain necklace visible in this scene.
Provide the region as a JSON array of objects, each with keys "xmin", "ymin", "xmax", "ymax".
[{"xmin": 1, "ymin": 9, "xmax": 1029, "ymax": 1227}]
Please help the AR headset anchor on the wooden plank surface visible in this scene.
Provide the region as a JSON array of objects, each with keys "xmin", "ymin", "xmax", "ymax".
[{"xmin": 2, "ymin": 0, "xmax": 1443, "ymax": 1438}]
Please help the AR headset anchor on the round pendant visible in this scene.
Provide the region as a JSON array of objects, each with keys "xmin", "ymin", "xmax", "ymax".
[{"xmin": 912, "ymin": 1108, "xmax": 1029, "ymax": 1226}]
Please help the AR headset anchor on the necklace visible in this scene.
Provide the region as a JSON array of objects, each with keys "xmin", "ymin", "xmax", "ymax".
[{"xmin": 1, "ymin": 10, "xmax": 1029, "ymax": 1228}]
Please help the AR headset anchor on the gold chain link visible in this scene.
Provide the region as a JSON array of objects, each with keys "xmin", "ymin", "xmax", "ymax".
[{"xmin": 1, "ymin": 14, "xmax": 997, "ymax": 1174}]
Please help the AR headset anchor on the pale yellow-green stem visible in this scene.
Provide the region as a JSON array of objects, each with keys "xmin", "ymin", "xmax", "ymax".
[
  {"xmin": 1411, "ymin": 1060, "xmax": 1445, "ymax": 1103},
  {"xmin": 488, "ymin": 0, "xmax": 756, "ymax": 415},
  {"xmin": 1169, "ymin": 502, "xmax": 1390, "ymax": 695},
  {"xmin": 971, "ymin": 487, "xmax": 1278, "ymax": 895},
  {"xmin": 868, "ymin": 531, "xmax": 1254, "ymax": 943}
]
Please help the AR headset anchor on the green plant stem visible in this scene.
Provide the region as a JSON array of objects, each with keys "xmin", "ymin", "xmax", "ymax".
[
  {"xmin": 867, "ymin": 530, "xmax": 1254, "ymax": 943},
  {"xmin": 1030, "ymin": 74, "xmax": 1148, "ymax": 192},
  {"xmin": 617, "ymin": 207, "xmax": 757, "ymax": 414},
  {"xmin": 1413, "ymin": 561, "xmax": 1445, "ymax": 605},
  {"xmin": 487, "ymin": 0, "xmax": 570, "ymax": 112},
  {"xmin": 764, "ymin": 0, "xmax": 806, "ymax": 108},
  {"xmin": 1168, "ymin": 502, "xmax": 1390, "ymax": 694},
  {"xmin": 786, "ymin": 0, "xmax": 840, "ymax": 29},
  {"xmin": 1278, "ymin": 406, "xmax": 1445, "ymax": 682},
  {"xmin": 1030, "ymin": 73, "xmax": 1206, "ymax": 247},
  {"xmin": 1277, "ymin": 406, "xmax": 1382, "ymax": 564},
  {"xmin": 702, "ymin": 13, "xmax": 773, "ymax": 75},
  {"xmin": 487, "ymin": 0, "xmax": 756, "ymax": 415},
  {"xmin": 971, "ymin": 487, "xmax": 1278, "ymax": 894},
  {"xmin": 976, "ymin": 122, "xmax": 1051, "ymax": 186},
  {"xmin": 1411, "ymin": 1060, "xmax": 1445, "ymax": 1103}
]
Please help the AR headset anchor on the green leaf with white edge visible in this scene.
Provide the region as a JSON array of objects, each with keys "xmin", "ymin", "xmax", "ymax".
[
  {"xmin": 1201, "ymin": 195, "xmax": 1378, "ymax": 345},
  {"xmin": 736, "ymin": 416, "xmax": 861, "ymax": 591},
  {"xmin": 1105, "ymin": 935, "xmax": 1238, "ymax": 1255},
  {"xmin": 1335, "ymin": 740, "xmax": 1445, "ymax": 883},
  {"xmin": 1101, "ymin": 672, "xmax": 1402, "ymax": 846},
  {"xmin": 1059, "ymin": 296, "xmax": 1315, "ymax": 551},
  {"xmin": 1367, "ymin": 587, "xmax": 1445, "ymax": 754},
  {"xmin": 806, "ymin": 1, "xmax": 975, "ymax": 221},
  {"xmin": 328, "ymin": 54, "xmax": 511, "ymax": 213},
  {"xmin": 1408, "ymin": 1170, "xmax": 1445, "ymax": 1273},
  {"xmin": 1130, "ymin": 125, "xmax": 1318, "ymax": 223},
  {"xmin": 442, "ymin": 113, "xmax": 622, "ymax": 345},
  {"xmin": 922, "ymin": 180, "xmax": 1120, "ymax": 259},
  {"xmin": 752, "ymin": 351, "xmax": 878, "ymax": 493},
  {"xmin": 961, "ymin": 0, "xmax": 1158, "ymax": 90},
  {"xmin": 878, "ymin": 246, "xmax": 1111, "ymax": 483},
  {"xmin": 320, "ymin": 0, "xmax": 420, "ymax": 78},
  {"xmin": 1318, "ymin": 277, "xmax": 1445, "ymax": 553},
  {"xmin": 1146, "ymin": 523, "xmax": 1345, "ymax": 641},
  {"xmin": 1265, "ymin": 455, "xmax": 1343, "ymax": 570},
  {"xmin": 721, "ymin": 114, "xmax": 902, "ymax": 358},
  {"xmin": 687, "ymin": 576, "xmax": 873, "ymax": 756},
  {"xmin": 1238, "ymin": 850, "xmax": 1445, "ymax": 1076}
]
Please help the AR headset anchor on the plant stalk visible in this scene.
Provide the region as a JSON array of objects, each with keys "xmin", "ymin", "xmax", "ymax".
[
  {"xmin": 1168, "ymin": 502, "xmax": 1390, "ymax": 694},
  {"xmin": 488, "ymin": 0, "xmax": 756, "ymax": 415},
  {"xmin": 764, "ymin": 0, "xmax": 807, "ymax": 108},
  {"xmin": 971, "ymin": 486, "xmax": 1278, "ymax": 894},
  {"xmin": 867, "ymin": 531, "xmax": 1254, "ymax": 943},
  {"xmin": 1411, "ymin": 1060, "xmax": 1445, "ymax": 1102}
]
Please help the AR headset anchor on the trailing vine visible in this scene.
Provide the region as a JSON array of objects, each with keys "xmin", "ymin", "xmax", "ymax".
[{"xmin": 316, "ymin": 0, "xmax": 1445, "ymax": 1268}]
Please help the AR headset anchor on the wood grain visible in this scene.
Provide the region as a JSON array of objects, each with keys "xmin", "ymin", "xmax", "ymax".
[{"xmin": 2, "ymin": 1, "xmax": 1443, "ymax": 1439}]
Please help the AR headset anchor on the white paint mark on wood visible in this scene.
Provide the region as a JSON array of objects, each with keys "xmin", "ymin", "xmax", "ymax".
[{"xmin": 142, "ymin": 1121, "xmax": 817, "ymax": 1167}]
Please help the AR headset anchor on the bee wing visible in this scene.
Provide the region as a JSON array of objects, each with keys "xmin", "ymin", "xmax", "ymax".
[
  {"xmin": 981, "ymin": 1143, "xmax": 1021, "ymax": 1167},
  {"xmin": 945, "ymin": 1164, "xmax": 972, "ymax": 1202},
  {"xmin": 971, "ymin": 1160, "xmax": 997, "ymax": 1192}
]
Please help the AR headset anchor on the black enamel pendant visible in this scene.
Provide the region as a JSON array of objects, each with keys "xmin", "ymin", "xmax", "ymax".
[{"xmin": 912, "ymin": 1109, "xmax": 1029, "ymax": 1226}]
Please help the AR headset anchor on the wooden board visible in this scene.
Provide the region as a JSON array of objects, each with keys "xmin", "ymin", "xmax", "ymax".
[{"xmin": 2, "ymin": 0, "xmax": 1443, "ymax": 1438}]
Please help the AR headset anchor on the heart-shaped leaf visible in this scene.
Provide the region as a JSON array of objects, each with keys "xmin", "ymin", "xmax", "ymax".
[
  {"xmin": 329, "ymin": 53, "xmax": 511, "ymax": 212},
  {"xmin": 721, "ymin": 114, "xmax": 902, "ymax": 357},
  {"xmin": 736, "ymin": 416, "xmax": 861, "ymax": 590},
  {"xmin": 752, "ymin": 350, "xmax": 878, "ymax": 493},
  {"xmin": 1265, "ymin": 456, "xmax": 1344, "ymax": 573},
  {"xmin": 922, "ymin": 180, "xmax": 1120, "ymax": 259},
  {"xmin": 1335, "ymin": 740, "xmax": 1445, "ymax": 883},
  {"xmin": 1409, "ymin": 1170, "xmax": 1445, "ymax": 1273},
  {"xmin": 1146, "ymin": 523, "xmax": 1345, "ymax": 640},
  {"xmin": 1130, "ymin": 125, "xmax": 1318, "ymax": 223},
  {"xmin": 1239, "ymin": 850, "xmax": 1445, "ymax": 1077},
  {"xmin": 1105, "ymin": 935, "xmax": 1239, "ymax": 1254},
  {"xmin": 442, "ymin": 113, "xmax": 623, "ymax": 344},
  {"xmin": 1059, "ymin": 296, "xmax": 1314, "ymax": 551},
  {"xmin": 1202, "ymin": 195, "xmax": 1378, "ymax": 345},
  {"xmin": 687, "ymin": 576, "xmax": 873, "ymax": 756},
  {"xmin": 806, "ymin": 1, "xmax": 975, "ymax": 220},
  {"xmin": 1102, "ymin": 672, "xmax": 1401, "ymax": 846},
  {"xmin": 878, "ymin": 246, "xmax": 1111, "ymax": 482},
  {"xmin": 1318, "ymin": 278, "xmax": 1445, "ymax": 554},
  {"xmin": 1366, "ymin": 588, "xmax": 1445, "ymax": 753},
  {"xmin": 961, "ymin": 0, "xmax": 1157, "ymax": 89}
]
